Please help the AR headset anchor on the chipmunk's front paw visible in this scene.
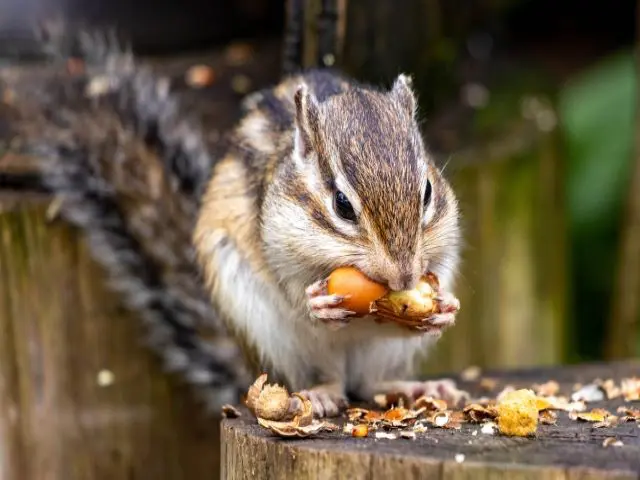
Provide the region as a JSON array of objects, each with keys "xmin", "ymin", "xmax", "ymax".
[
  {"xmin": 414, "ymin": 291, "xmax": 460, "ymax": 336},
  {"xmin": 414, "ymin": 313, "xmax": 456, "ymax": 337},
  {"xmin": 305, "ymin": 279, "xmax": 354, "ymax": 330},
  {"xmin": 435, "ymin": 291, "xmax": 460, "ymax": 314}
]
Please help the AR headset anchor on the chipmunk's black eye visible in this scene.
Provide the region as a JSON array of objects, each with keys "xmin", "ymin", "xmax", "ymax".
[
  {"xmin": 423, "ymin": 180, "xmax": 433, "ymax": 208},
  {"xmin": 334, "ymin": 190, "xmax": 357, "ymax": 222}
]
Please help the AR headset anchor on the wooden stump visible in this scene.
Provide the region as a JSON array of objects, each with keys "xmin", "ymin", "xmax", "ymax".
[{"xmin": 221, "ymin": 361, "xmax": 640, "ymax": 480}]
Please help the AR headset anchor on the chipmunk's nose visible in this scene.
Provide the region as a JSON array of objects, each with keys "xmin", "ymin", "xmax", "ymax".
[
  {"xmin": 367, "ymin": 253, "xmax": 421, "ymax": 291},
  {"xmin": 387, "ymin": 272, "xmax": 417, "ymax": 291}
]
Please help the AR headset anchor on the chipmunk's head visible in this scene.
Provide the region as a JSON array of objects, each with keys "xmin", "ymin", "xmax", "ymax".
[{"xmin": 264, "ymin": 73, "xmax": 460, "ymax": 292}]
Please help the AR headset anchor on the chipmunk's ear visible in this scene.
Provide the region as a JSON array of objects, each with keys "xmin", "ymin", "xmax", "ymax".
[
  {"xmin": 294, "ymin": 83, "xmax": 322, "ymax": 157},
  {"xmin": 390, "ymin": 73, "xmax": 417, "ymax": 119}
]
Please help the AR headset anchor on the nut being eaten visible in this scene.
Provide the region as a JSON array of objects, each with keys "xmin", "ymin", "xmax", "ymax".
[
  {"xmin": 326, "ymin": 267, "xmax": 446, "ymax": 328},
  {"xmin": 372, "ymin": 273, "xmax": 440, "ymax": 326}
]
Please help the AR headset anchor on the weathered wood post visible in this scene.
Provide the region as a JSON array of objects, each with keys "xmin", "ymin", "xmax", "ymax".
[
  {"xmin": 0, "ymin": 193, "xmax": 222, "ymax": 480},
  {"xmin": 221, "ymin": 361, "xmax": 640, "ymax": 480}
]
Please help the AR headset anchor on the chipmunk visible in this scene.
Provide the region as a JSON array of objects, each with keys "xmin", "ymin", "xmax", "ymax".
[
  {"xmin": 193, "ymin": 69, "xmax": 463, "ymax": 416},
  {"xmin": 3, "ymin": 29, "xmax": 462, "ymax": 417}
]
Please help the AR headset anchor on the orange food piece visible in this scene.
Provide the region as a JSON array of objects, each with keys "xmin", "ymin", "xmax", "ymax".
[
  {"xmin": 352, "ymin": 424, "xmax": 369, "ymax": 437},
  {"xmin": 326, "ymin": 267, "xmax": 388, "ymax": 316},
  {"xmin": 383, "ymin": 407, "xmax": 410, "ymax": 422}
]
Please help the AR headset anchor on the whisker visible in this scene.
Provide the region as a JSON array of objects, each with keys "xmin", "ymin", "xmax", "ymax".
[{"xmin": 439, "ymin": 155, "xmax": 454, "ymax": 175}]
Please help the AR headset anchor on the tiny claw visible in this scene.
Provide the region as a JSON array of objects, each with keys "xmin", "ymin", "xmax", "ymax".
[
  {"xmin": 305, "ymin": 279, "xmax": 328, "ymax": 297},
  {"xmin": 433, "ymin": 291, "xmax": 460, "ymax": 314},
  {"xmin": 309, "ymin": 294, "xmax": 345, "ymax": 310},
  {"xmin": 426, "ymin": 313, "xmax": 456, "ymax": 326},
  {"xmin": 305, "ymin": 278, "xmax": 358, "ymax": 329},
  {"xmin": 298, "ymin": 386, "xmax": 348, "ymax": 418}
]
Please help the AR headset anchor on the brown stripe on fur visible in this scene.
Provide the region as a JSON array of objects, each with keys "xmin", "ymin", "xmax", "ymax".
[
  {"xmin": 315, "ymin": 150, "xmax": 335, "ymax": 191},
  {"xmin": 321, "ymin": 89, "xmax": 423, "ymax": 262},
  {"xmin": 279, "ymin": 162, "xmax": 350, "ymax": 240}
]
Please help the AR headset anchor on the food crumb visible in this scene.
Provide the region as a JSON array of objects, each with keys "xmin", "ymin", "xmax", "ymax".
[
  {"xmin": 532, "ymin": 380, "xmax": 560, "ymax": 397},
  {"xmin": 400, "ymin": 430, "xmax": 416, "ymax": 439},
  {"xmin": 495, "ymin": 389, "xmax": 538, "ymax": 437},
  {"xmin": 571, "ymin": 383, "xmax": 605, "ymax": 403},
  {"xmin": 434, "ymin": 412, "xmax": 449, "ymax": 427},
  {"xmin": 569, "ymin": 408, "xmax": 611, "ymax": 423},
  {"xmin": 539, "ymin": 410, "xmax": 558, "ymax": 425},
  {"xmin": 413, "ymin": 424, "xmax": 428, "ymax": 433},
  {"xmin": 621, "ymin": 377, "xmax": 640, "ymax": 401},
  {"xmin": 602, "ymin": 437, "xmax": 624, "ymax": 448},
  {"xmin": 352, "ymin": 424, "xmax": 369, "ymax": 438},
  {"xmin": 481, "ymin": 422, "xmax": 496, "ymax": 435},
  {"xmin": 97, "ymin": 369, "xmax": 115, "ymax": 387}
]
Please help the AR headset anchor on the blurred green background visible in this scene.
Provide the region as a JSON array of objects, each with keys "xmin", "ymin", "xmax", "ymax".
[{"xmin": 561, "ymin": 49, "xmax": 636, "ymax": 361}]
